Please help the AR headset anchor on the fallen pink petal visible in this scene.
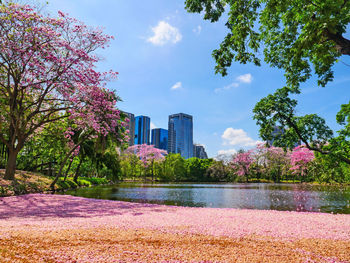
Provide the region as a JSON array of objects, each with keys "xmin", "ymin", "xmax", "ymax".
[{"xmin": 0, "ymin": 194, "xmax": 349, "ymax": 262}]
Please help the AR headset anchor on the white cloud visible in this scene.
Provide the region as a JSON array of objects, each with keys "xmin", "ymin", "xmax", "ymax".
[
  {"xmin": 193, "ymin": 25, "xmax": 202, "ymax": 35},
  {"xmin": 170, "ymin": 81, "xmax": 182, "ymax": 90},
  {"xmin": 236, "ymin": 73, "xmax": 252, "ymax": 83},
  {"xmin": 221, "ymin": 127, "xmax": 258, "ymax": 147},
  {"xmin": 147, "ymin": 21, "xmax": 182, "ymax": 46},
  {"xmin": 214, "ymin": 82, "xmax": 239, "ymax": 93},
  {"xmin": 215, "ymin": 73, "xmax": 252, "ymax": 93},
  {"xmin": 150, "ymin": 122, "xmax": 157, "ymax": 130},
  {"xmin": 217, "ymin": 149, "xmax": 237, "ymax": 156}
]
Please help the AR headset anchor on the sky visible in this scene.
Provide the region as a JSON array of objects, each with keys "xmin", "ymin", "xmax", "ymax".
[{"xmin": 42, "ymin": 0, "xmax": 350, "ymax": 158}]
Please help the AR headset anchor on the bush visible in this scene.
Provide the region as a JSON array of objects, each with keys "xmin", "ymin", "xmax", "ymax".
[
  {"xmin": 56, "ymin": 178, "xmax": 78, "ymax": 190},
  {"xmin": 80, "ymin": 177, "xmax": 108, "ymax": 185},
  {"xmin": 77, "ymin": 179, "xmax": 92, "ymax": 187}
]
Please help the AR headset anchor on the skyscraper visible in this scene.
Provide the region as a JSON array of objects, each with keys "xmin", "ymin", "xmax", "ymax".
[
  {"xmin": 122, "ymin": 111, "xmax": 135, "ymax": 146},
  {"xmin": 168, "ymin": 113, "xmax": 193, "ymax": 159},
  {"xmin": 134, "ymin": 115, "xmax": 150, "ymax": 145},
  {"xmin": 151, "ymin": 128, "xmax": 168, "ymax": 151},
  {"xmin": 267, "ymin": 126, "xmax": 284, "ymax": 147},
  {"xmin": 193, "ymin": 144, "xmax": 208, "ymax": 159}
]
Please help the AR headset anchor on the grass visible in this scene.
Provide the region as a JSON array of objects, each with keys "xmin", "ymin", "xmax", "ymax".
[
  {"xmin": 0, "ymin": 169, "xmax": 110, "ymax": 197},
  {"xmin": 0, "ymin": 169, "xmax": 52, "ymax": 196}
]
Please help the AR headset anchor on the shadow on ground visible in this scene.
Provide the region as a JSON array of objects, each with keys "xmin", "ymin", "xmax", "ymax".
[{"xmin": 0, "ymin": 194, "xmax": 171, "ymax": 219}]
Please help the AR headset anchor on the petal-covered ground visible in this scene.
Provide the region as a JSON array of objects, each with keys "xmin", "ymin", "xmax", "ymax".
[{"xmin": 0, "ymin": 194, "xmax": 349, "ymax": 262}]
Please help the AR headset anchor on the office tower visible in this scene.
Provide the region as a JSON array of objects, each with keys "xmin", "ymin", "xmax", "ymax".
[
  {"xmin": 193, "ymin": 144, "xmax": 208, "ymax": 159},
  {"xmin": 122, "ymin": 111, "xmax": 135, "ymax": 146},
  {"xmin": 267, "ymin": 125, "xmax": 301, "ymax": 147},
  {"xmin": 151, "ymin": 128, "xmax": 168, "ymax": 151},
  {"xmin": 168, "ymin": 113, "xmax": 193, "ymax": 159},
  {"xmin": 267, "ymin": 126, "xmax": 285, "ymax": 146},
  {"xmin": 134, "ymin": 115, "xmax": 150, "ymax": 145}
]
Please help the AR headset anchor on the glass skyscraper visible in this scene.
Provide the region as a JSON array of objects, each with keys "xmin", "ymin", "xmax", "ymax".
[
  {"xmin": 151, "ymin": 128, "xmax": 168, "ymax": 151},
  {"xmin": 134, "ymin": 115, "xmax": 150, "ymax": 145},
  {"xmin": 168, "ymin": 113, "xmax": 193, "ymax": 159},
  {"xmin": 193, "ymin": 144, "xmax": 208, "ymax": 159}
]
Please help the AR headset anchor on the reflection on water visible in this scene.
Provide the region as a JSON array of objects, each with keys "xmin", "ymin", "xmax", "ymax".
[{"xmin": 63, "ymin": 183, "xmax": 350, "ymax": 214}]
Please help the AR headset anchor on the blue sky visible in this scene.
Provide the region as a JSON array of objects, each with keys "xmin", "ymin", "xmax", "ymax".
[{"xmin": 44, "ymin": 0, "xmax": 350, "ymax": 158}]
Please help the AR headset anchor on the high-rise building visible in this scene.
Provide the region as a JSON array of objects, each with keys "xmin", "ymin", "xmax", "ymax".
[
  {"xmin": 122, "ymin": 111, "xmax": 135, "ymax": 146},
  {"xmin": 267, "ymin": 126, "xmax": 284, "ymax": 147},
  {"xmin": 193, "ymin": 144, "xmax": 208, "ymax": 159},
  {"xmin": 151, "ymin": 128, "xmax": 168, "ymax": 151},
  {"xmin": 134, "ymin": 115, "xmax": 150, "ymax": 145},
  {"xmin": 168, "ymin": 113, "xmax": 193, "ymax": 159},
  {"xmin": 267, "ymin": 125, "xmax": 301, "ymax": 147}
]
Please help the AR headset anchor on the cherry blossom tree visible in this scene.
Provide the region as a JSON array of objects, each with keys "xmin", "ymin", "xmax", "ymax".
[
  {"xmin": 125, "ymin": 144, "xmax": 167, "ymax": 181},
  {"xmin": 231, "ymin": 151, "xmax": 253, "ymax": 182},
  {"xmin": 0, "ymin": 3, "xmax": 123, "ymax": 179},
  {"xmin": 248, "ymin": 143, "xmax": 291, "ymax": 182},
  {"xmin": 290, "ymin": 145, "xmax": 315, "ymax": 178},
  {"xmin": 264, "ymin": 146, "xmax": 290, "ymax": 182}
]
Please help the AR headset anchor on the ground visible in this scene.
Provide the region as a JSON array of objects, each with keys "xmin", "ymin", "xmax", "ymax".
[
  {"xmin": 0, "ymin": 194, "xmax": 349, "ymax": 262},
  {"xmin": 0, "ymin": 170, "xmax": 52, "ymax": 196}
]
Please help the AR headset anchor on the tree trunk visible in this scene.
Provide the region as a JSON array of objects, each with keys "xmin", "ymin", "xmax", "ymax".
[
  {"xmin": 4, "ymin": 150, "xmax": 18, "ymax": 180},
  {"xmin": 50, "ymin": 143, "xmax": 82, "ymax": 190},
  {"xmin": 151, "ymin": 160, "xmax": 154, "ymax": 182},
  {"xmin": 63, "ymin": 158, "xmax": 74, "ymax": 182},
  {"xmin": 73, "ymin": 158, "xmax": 83, "ymax": 183}
]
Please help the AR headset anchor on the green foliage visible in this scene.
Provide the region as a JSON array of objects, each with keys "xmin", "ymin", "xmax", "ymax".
[
  {"xmin": 76, "ymin": 179, "xmax": 92, "ymax": 187},
  {"xmin": 185, "ymin": 0, "xmax": 350, "ymax": 87},
  {"xmin": 55, "ymin": 177, "xmax": 108, "ymax": 190},
  {"xmin": 186, "ymin": 0, "xmax": 350, "ymax": 167},
  {"xmin": 206, "ymin": 160, "xmax": 233, "ymax": 182},
  {"xmin": 158, "ymin": 154, "xmax": 187, "ymax": 182},
  {"xmin": 56, "ymin": 178, "xmax": 78, "ymax": 190},
  {"xmin": 80, "ymin": 177, "xmax": 109, "ymax": 185},
  {"xmin": 185, "ymin": 158, "xmax": 213, "ymax": 182}
]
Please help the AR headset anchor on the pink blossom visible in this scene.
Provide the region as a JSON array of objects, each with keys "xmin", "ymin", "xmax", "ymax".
[{"xmin": 290, "ymin": 145, "xmax": 315, "ymax": 176}]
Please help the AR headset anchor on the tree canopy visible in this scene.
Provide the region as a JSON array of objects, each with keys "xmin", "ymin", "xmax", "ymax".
[
  {"xmin": 185, "ymin": 0, "xmax": 350, "ymax": 164},
  {"xmin": 0, "ymin": 2, "xmax": 126, "ymax": 179},
  {"xmin": 185, "ymin": 0, "xmax": 350, "ymax": 87}
]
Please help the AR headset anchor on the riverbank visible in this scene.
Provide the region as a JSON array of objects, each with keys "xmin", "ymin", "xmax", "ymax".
[
  {"xmin": 0, "ymin": 194, "xmax": 349, "ymax": 262},
  {"xmin": 0, "ymin": 170, "xmax": 109, "ymax": 197}
]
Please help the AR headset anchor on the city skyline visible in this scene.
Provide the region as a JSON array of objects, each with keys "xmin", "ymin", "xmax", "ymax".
[{"xmin": 129, "ymin": 112, "xmax": 207, "ymax": 159}]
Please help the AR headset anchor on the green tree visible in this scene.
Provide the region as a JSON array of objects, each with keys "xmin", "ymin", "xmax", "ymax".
[
  {"xmin": 159, "ymin": 154, "xmax": 186, "ymax": 182},
  {"xmin": 186, "ymin": 158, "xmax": 213, "ymax": 181},
  {"xmin": 185, "ymin": 0, "xmax": 350, "ymax": 165},
  {"xmin": 205, "ymin": 160, "xmax": 231, "ymax": 182},
  {"xmin": 185, "ymin": 0, "xmax": 350, "ymax": 86}
]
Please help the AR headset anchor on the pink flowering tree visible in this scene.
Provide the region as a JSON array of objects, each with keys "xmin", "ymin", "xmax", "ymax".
[
  {"xmin": 250, "ymin": 143, "xmax": 291, "ymax": 182},
  {"xmin": 231, "ymin": 151, "xmax": 253, "ymax": 182},
  {"xmin": 0, "ymin": 3, "xmax": 123, "ymax": 180},
  {"xmin": 125, "ymin": 144, "xmax": 167, "ymax": 181},
  {"xmin": 290, "ymin": 145, "xmax": 315, "ymax": 179},
  {"xmin": 264, "ymin": 146, "xmax": 290, "ymax": 182}
]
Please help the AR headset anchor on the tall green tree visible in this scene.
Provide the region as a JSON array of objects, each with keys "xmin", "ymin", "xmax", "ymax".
[
  {"xmin": 185, "ymin": 0, "xmax": 350, "ymax": 164},
  {"xmin": 185, "ymin": 0, "xmax": 350, "ymax": 86}
]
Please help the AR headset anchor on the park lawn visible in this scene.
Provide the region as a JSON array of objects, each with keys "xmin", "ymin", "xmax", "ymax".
[
  {"xmin": 0, "ymin": 170, "xmax": 109, "ymax": 197},
  {"xmin": 0, "ymin": 170, "xmax": 52, "ymax": 196}
]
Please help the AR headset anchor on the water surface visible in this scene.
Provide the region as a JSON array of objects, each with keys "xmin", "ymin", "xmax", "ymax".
[{"xmin": 63, "ymin": 183, "xmax": 350, "ymax": 214}]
